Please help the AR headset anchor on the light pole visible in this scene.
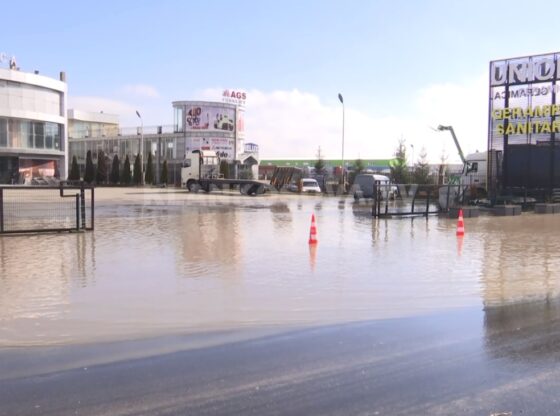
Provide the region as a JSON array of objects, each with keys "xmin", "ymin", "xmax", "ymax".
[
  {"xmin": 338, "ymin": 93, "xmax": 345, "ymax": 192},
  {"xmin": 136, "ymin": 110, "xmax": 144, "ymax": 185},
  {"xmin": 410, "ymin": 143, "xmax": 415, "ymax": 171}
]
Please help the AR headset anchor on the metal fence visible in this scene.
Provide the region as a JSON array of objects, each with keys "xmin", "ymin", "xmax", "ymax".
[
  {"xmin": 0, "ymin": 182, "xmax": 94, "ymax": 234},
  {"xmin": 368, "ymin": 183, "xmax": 441, "ymax": 218}
]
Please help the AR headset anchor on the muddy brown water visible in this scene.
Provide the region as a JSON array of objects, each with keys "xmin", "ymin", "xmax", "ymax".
[{"xmin": 1, "ymin": 188, "xmax": 559, "ymax": 346}]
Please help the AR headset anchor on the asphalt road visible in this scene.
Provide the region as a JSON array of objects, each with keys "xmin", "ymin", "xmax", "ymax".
[{"xmin": 2, "ymin": 303, "xmax": 560, "ymax": 416}]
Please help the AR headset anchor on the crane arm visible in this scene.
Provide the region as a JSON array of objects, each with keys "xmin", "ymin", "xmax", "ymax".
[{"xmin": 437, "ymin": 125, "xmax": 467, "ymax": 167}]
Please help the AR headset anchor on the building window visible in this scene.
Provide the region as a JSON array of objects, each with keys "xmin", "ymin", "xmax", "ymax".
[
  {"xmin": 0, "ymin": 119, "xmax": 7, "ymax": 147},
  {"xmin": 34, "ymin": 122, "xmax": 45, "ymax": 148}
]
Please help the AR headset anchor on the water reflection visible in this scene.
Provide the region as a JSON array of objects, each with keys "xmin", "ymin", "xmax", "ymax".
[
  {"xmin": 1, "ymin": 190, "xmax": 560, "ymax": 346},
  {"xmin": 484, "ymin": 298, "xmax": 560, "ymax": 364},
  {"xmin": 480, "ymin": 216, "xmax": 560, "ymax": 307}
]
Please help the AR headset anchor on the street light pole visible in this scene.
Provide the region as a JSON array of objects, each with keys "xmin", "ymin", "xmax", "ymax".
[
  {"xmin": 338, "ymin": 93, "xmax": 345, "ymax": 192},
  {"xmin": 136, "ymin": 110, "xmax": 144, "ymax": 185}
]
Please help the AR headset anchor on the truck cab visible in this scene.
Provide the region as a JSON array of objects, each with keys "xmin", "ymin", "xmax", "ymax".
[{"xmin": 181, "ymin": 150, "xmax": 221, "ymax": 190}]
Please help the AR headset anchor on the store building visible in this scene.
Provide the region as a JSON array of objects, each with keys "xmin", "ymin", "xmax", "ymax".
[
  {"xmin": 0, "ymin": 65, "xmax": 67, "ymax": 184},
  {"xmin": 68, "ymin": 99, "xmax": 258, "ymax": 184}
]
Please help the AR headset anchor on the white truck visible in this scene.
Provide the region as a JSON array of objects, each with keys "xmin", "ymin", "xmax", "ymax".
[{"xmin": 181, "ymin": 150, "xmax": 266, "ymax": 195}]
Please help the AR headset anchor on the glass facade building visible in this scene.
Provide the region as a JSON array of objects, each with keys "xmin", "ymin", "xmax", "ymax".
[
  {"xmin": 0, "ymin": 67, "xmax": 67, "ymax": 184},
  {"xmin": 68, "ymin": 101, "xmax": 258, "ymax": 185}
]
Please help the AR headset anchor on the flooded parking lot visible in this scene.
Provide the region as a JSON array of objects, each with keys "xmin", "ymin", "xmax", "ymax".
[{"xmin": 1, "ymin": 188, "xmax": 560, "ymax": 346}]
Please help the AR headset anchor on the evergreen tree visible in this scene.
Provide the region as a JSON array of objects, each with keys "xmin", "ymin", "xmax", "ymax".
[
  {"xmin": 354, "ymin": 158, "xmax": 365, "ymax": 173},
  {"xmin": 413, "ymin": 147, "xmax": 431, "ymax": 184},
  {"xmin": 95, "ymin": 150, "xmax": 107, "ymax": 184},
  {"xmin": 161, "ymin": 160, "xmax": 168, "ymax": 185},
  {"xmin": 389, "ymin": 139, "xmax": 409, "ymax": 184},
  {"xmin": 110, "ymin": 154, "xmax": 120, "ymax": 184},
  {"xmin": 349, "ymin": 158, "xmax": 365, "ymax": 186},
  {"xmin": 314, "ymin": 146, "xmax": 325, "ymax": 174},
  {"xmin": 133, "ymin": 154, "xmax": 142, "ymax": 185},
  {"xmin": 68, "ymin": 155, "xmax": 80, "ymax": 181},
  {"xmin": 219, "ymin": 160, "xmax": 230, "ymax": 179},
  {"xmin": 83, "ymin": 150, "xmax": 95, "ymax": 183},
  {"xmin": 122, "ymin": 155, "xmax": 132, "ymax": 185},
  {"xmin": 145, "ymin": 152, "xmax": 154, "ymax": 185}
]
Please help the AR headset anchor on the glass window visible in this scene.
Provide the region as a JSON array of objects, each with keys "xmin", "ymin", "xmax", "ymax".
[
  {"xmin": 34, "ymin": 122, "xmax": 44, "ymax": 148},
  {"xmin": 0, "ymin": 119, "xmax": 7, "ymax": 147}
]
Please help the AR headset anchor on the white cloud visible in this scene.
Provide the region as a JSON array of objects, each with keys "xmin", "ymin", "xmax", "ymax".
[
  {"xmin": 120, "ymin": 84, "xmax": 160, "ymax": 98},
  {"xmin": 199, "ymin": 78, "xmax": 488, "ymax": 163}
]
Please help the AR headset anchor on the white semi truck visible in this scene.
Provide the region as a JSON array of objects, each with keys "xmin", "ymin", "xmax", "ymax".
[{"xmin": 181, "ymin": 150, "xmax": 266, "ymax": 195}]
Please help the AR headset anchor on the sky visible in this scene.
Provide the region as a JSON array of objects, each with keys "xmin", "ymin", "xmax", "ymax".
[{"xmin": 3, "ymin": 0, "xmax": 560, "ymax": 163}]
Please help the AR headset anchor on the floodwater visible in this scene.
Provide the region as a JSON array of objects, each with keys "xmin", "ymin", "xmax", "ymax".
[{"xmin": 1, "ymin": 188, "xmax": 560, "ymax": 347}]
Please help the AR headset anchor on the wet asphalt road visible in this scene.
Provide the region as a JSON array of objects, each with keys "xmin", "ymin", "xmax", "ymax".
[{"xmin": 2, "ymin": 303, "xmax": 560, "ymax": 416}]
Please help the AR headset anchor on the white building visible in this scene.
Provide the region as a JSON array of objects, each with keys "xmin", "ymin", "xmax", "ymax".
[{"xmin": 0, "ymin": 64, "xmax": 67, "ymax": 184}]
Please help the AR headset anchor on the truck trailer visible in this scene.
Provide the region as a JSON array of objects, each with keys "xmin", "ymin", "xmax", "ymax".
[{"xmin": 181, "ymin": 150, "xmax": 266, "ymax": 196}]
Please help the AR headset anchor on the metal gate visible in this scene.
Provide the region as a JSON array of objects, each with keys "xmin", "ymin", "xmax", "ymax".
[{"xmin": 0, "ymin": 182, "xmax": 94, "ymax": 234}]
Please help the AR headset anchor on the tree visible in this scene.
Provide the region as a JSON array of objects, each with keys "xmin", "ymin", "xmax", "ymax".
[
  {"xmin": 95, "ymin": 150, "xmax": 107, "ymax": 184},
  {"xmin": 68, "ymin": 155, "xmax": 80, "ymax": 181},
  {"xmin": 348, "ymin": 158, "xmax": 365, "ymax": 186},
  {"xmin": 122, "ymin": 155, "xmax": 132, "ymax": 185},
  {"xmin": 354, "ymin": 158, "xmax": 365, "ymax": 173},
  {"xmin": 413, "ymin": 147, "xmax": 431, "ymax": 184},
  {"xmin": 83, "ymin": 150, "xmax": 95, "ymax": 183},
  {"xmin": 110, "ymin": 154, "xmax": 120, "ymax": 184},
  {"xmin": 133, "ymin": 154, "xmax": 142, "ymax": 185},
  {"xmin": 161, "ymin": 160, "xmax": 168, "ymax": 185},
  {"xmin": 144, "ymin": 152, "xmax": 154, "ymax": 184},
  {"xmin": 389, "ymin": 139, "xmax": 409, "ymax": 184},
  {"xmin": 314, "ymin": 146, "xmax": 325, "ymax": 174},
  {"xmin": 219, "ymin": 160, "xmax": 230, "ymax": 179}
]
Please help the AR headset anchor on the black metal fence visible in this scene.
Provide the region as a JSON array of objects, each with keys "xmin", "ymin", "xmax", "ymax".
[{"xmin": 0, "ymin": 182, "xmax": 94, "ymax": 234}]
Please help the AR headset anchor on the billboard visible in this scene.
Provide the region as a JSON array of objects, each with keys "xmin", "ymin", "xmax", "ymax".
[
  {"xmin": 489, "ymin": 52, "xmax": 560, "ymax": 192},
  {"xmin": 184, "ymin": 105, "xmax": 235, "ymax": 132},
  {"xmin": 191, "ymin": 137, "xmax": 236, "ymax": 161}
]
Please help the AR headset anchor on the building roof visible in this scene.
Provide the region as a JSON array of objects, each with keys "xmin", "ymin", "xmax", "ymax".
[{"xmin": 67, "ymin": 109, "xmax": 119, "ymax": 125}]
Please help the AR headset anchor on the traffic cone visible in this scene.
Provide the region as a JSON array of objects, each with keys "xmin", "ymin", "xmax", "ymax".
[
  {"xmin": 456, "ymin": 209, "xmax": 465, "ymax": 236},
  {"xmin": 309, "ymin": 214, "xmax": 318, "ymax": 244}
]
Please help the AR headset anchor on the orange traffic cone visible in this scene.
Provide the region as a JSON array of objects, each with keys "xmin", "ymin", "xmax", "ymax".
[
  {"xmin": 309, "ymin": 214, "xmax": 318, "ymax": 244},
  {"xmin": 456, "ymin": 209, "xmax": 465, "ymax": 236}
]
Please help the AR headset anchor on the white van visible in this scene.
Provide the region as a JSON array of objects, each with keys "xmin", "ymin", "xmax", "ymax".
[
  {"xmin": 301, "ymin": 178, "xmax": 321, "ymax": 193},
  {"xmin": 353, "ymin": 174, "xmax": 397, "ymax": 200}
]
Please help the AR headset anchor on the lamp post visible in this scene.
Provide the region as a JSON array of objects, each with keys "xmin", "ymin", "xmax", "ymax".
[
  {"xmin": 410, "ymin": 143, "xmax": 415, "ymax": 170},
  {"xmin": 136, "ymin": 110, "xmax": 144, "ymax": 185},
  {"xmin": 338, "ymin": 93, "xmax": 345, "ymax": 192}
]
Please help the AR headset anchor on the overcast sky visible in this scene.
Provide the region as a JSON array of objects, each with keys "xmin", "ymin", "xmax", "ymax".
[{"xmin": 3, "ymin": 0, "xmax": 560, "ymax": 162}]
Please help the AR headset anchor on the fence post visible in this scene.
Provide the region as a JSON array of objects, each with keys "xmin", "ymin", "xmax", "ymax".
[
  {"xmin": 90, "ymin": 187, "xmax": 95, "ymax": 231},
  {"xmin": 80, "ymin": 182, "xmax": 86, "ymax": 230},
  {"xmin": 0, "ymin": 188, "xmax": 4, "ymax": 233},
  {"xmin": 425, "ymin": 187, "xmax": 431, "ymax": 218},
  {"xmin": 75, "ymin": 194, "xmax": 80, "ymax": 231}
]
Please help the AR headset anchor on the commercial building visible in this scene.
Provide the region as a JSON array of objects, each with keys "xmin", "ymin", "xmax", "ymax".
[
  {"xmin": 68, "ymin": 100, "xmax": 259, "ymax": 184},
  {"xmin": 0, "ymin": 64, "xmax": 67, "ymax": 184}
]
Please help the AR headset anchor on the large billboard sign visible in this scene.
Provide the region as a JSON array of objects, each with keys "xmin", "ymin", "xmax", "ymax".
[
  {"xmin": 184, "ymin": 105, "xmax": 235, "ymax": 132},
  {"xmin": 489, "ymin": 52, "xmax": 560, "ymax": 191}
]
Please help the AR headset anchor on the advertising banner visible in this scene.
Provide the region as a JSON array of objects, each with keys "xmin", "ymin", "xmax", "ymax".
[
  {"xmin": 184, "ymin": 105, "xmax": 235, "ymax": 132},
  {"xmin": 236, "ymin": 107, "xmax": 245, "ymax": 139},
  {"xmin": 191, "ymin": 137, "xmax": 236, "ymax": 161}
]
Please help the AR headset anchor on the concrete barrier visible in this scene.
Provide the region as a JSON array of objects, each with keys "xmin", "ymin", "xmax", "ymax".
[
  {"xmin": 493, "ymin": 205, "xmax": 522, "ymax": 216},
  {"xmin": 534, "ymin": 203, "xmax": 558, "ymax": 214},
  {"xmin": 448, "ymin": 206, "xmax": 480, "ymax": 218}
]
